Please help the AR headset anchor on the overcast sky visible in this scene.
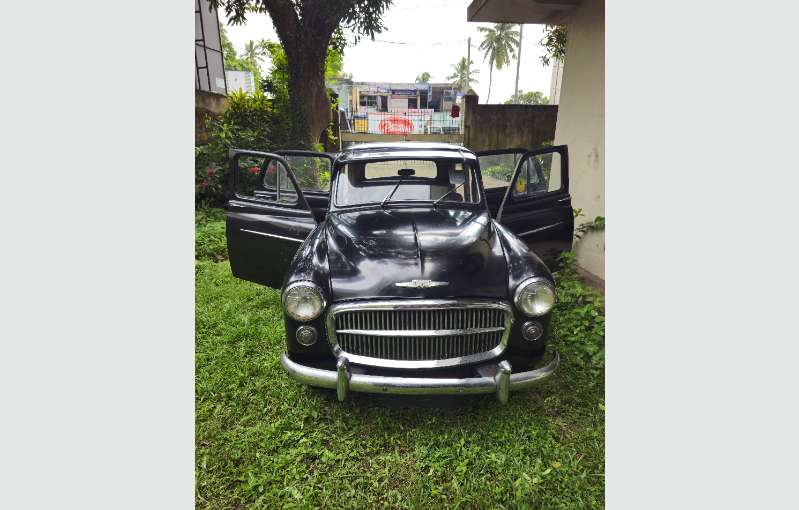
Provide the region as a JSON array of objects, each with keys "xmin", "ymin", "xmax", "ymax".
[{"xmin": 222, "ymin": 0, "xmax": 554, "ymax": 104}]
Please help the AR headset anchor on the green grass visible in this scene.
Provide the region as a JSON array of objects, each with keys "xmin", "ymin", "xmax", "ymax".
[
  {"xmin": 196, "ymin": 208, "xmax": 227, "ymax": 262},
  {"xmin": 196, "ymin": 210, "xmax": 605, "ymax": 509}
]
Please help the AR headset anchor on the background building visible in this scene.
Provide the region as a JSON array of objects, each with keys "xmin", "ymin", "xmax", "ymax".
[
  {"xmin": 195, "ymin": 0, "xmax": 226, "ymax": 95},
  {"xmin": 195, "ymin": 0, "xmax": 227, "ymax": 144},
  {"xmin": 331, "ymin": 80, "xmax": 462, "ymax": 136}
]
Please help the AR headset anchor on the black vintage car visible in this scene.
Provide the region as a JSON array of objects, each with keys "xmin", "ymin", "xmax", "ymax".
[{"xmin": 224, "ymin": 142, "xmax": 573, "ymax": 402}]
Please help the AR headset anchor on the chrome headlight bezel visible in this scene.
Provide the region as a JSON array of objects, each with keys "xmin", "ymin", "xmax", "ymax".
[
  {"xmin": 282, "ymin": 281, "xmax": 327, "ymax": 322},
  {"xmin": 513, "ymin": 277, "xmax": 556, "ymax": 317}
]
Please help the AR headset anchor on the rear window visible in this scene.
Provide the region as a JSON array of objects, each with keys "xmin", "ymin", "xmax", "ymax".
[{"xmin": 364, "ymin": 160, "xmax": 437, "ymax": 179}]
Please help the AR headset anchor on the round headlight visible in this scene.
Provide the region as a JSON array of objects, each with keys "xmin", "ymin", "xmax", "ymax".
[
  {"xmin": 283, "ymin": 282, "xmax": 326, "ymax": 322},
  {"xmin": 514, "ymin": 277, "xmax": 555, "ymax": 317}
]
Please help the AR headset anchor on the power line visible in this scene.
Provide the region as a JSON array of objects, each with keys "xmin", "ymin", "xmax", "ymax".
[
  {"xmin": 371, "ymin": 38, "xmax": 467, "ymax": 46},
  {"xmin": 392, "ymin": 1, "xmax": 472, "ymax": 10}
]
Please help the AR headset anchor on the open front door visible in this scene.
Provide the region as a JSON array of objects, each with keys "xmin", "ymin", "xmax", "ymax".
[
  {"xmin": 479, "ymin": 146, "xmax": 573, "ymax": 266},
  {"xmin": 275, "ymin": 150, "xmax": 334, "ymax": 223},
  {"xmin": 225, "ymin": 150, "xmax": 317, "ymax": 288}
]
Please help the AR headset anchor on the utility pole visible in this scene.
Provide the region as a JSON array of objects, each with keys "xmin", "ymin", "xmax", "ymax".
[
  {"xmin": 466, "ymin": 37, "xmax": 471, "ymax": 92},
  {"xmin": 513, "ymin": 24, "xmax": 524, "ymax": 103}
]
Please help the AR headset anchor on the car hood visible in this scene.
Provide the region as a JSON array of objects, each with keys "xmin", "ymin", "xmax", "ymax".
[{"xmin": 325, "ymin": 208, "xmax": 509, "ymax": 301}]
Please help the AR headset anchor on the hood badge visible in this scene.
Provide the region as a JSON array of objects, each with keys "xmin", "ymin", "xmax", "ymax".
[{"xmin": 395, "ymin": 279, "xmax": 449, "ymax": 289}]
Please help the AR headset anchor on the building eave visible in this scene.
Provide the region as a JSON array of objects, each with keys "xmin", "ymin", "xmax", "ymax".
[{"xmin": 466, "ymin": 0, "xmax": 580, "ymax": 24}]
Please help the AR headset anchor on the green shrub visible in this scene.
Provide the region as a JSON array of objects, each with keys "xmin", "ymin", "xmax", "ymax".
[
  {"xmin": 195, "ymin": 89, "xmax": 276, "ymax": 209},
  {"xmin": 482, "ymin": 164, "xmax": 514, "ymax": 182}
]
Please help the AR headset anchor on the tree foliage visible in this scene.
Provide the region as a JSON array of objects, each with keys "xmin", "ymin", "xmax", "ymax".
[
  {"xmin": 477, "ymin": 23, "xmax": 519, "ymax": 102},
  {"xmin": 212, "ymin": 0, "xmax": 393, "ymax": 145},
  {"xmin": 504, "ymin": 90, "xmax": 549, "ymax": 105},
  {"xmin": 220, "ymin": 27, "xmax": 264, "ymax": 85},
  {"xmin": 539, "ymin": 24, "xmax": 567, "ymax": 66}
]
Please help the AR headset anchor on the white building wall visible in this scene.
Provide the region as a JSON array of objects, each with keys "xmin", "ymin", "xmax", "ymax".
[
  {"xmin": 225, "ymin": 70, "xmax": 255, "ymax": 94},
  {"xmin": 553, "ymin": 0, "xmax": 605, "ymax": 279}
]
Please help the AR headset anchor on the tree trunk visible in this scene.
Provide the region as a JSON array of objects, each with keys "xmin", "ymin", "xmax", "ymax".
[
  {"xmin": 486, "ymin": 66, "xmax": 493, "ymax": 103},
  {"xmin": 513, "ymin": 24, "xmax": 523, "ymax": 103},
  {"xmin": 285, "ymin": 43, "xmax": 330, "ymax": 147},
  {"xmin": 265, "ymin": 1, "xmax": 337, "ymax": 148}
]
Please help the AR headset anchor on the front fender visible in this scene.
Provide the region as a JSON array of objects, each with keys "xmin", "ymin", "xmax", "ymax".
[
  {"xmin": 492, "ymin": 220, "xmax": 554, "ymax": 294},
  {"xmin": 282, "ymin": 222, "xmax": 333, "ymax": 356},
  {"xmin": 492, "ymin": 220, "xmax": 555, "ymax": 355}
]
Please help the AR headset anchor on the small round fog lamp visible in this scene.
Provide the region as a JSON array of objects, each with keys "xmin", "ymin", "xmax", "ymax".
[
  {"xmin": 521, "ymin": 321, "xmax": 544, "ymax": 342},
  {"xmin": 296, "ymin": 325, "xmax": 318, "ymax": 346}
]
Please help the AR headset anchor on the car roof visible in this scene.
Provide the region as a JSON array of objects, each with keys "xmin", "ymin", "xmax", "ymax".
[{"xmin": 338, "ymin": 141, "xmax": 477, "ymax": 162}]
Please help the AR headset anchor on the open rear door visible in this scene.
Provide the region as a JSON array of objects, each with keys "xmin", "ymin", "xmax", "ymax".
[
  {"xmin": 479, "ymin": 146, "xmax": 573, "ymax": 266},
  {"xmin": 225, "ymin": 150, "xmax": 317, "ymax": 288}
]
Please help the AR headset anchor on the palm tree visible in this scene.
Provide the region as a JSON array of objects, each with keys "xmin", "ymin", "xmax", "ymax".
[
  {"xmin": 447, "ymin": 57, "xmax": 479, "ymax": 94},
  {"xmin": 513, "ymin": 24, "xmax": 524, "ymax": 103},
  {"xmin": 242, "ymin": 40, "xmax": 265, "ymax": 68},
  {"xmin": 477, "ymin": 23, "xmax": 520, "ymax": 102},
  {"xmin": 415, "ymin": 71, "xmax": 432, "ymax": 84}
]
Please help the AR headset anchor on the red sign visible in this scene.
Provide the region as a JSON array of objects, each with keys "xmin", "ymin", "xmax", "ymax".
[{"xmin": 377, "ymin": 116, "xmax": 415, "ymax": 135}]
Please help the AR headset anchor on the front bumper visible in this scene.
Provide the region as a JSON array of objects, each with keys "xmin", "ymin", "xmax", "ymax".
[{"xmin": 280, "ymin": 351, "xmax": 559, "ymax": 403}]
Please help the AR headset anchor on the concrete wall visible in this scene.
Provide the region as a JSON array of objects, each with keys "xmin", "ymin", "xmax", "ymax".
[
  {"xmin": 553, "ymin": 0, "xmax": 604, "ymax": 280},
  {"xmin": 195, "ymin": 90, "xmax": 228, "ymax": 145},
  {"xmin": 462, "ymin": 92, "xmax": 558, "ymax": 151},
  {"xmin": 340, "ymin": 132, "xmax": 463, "ymax": 146}
]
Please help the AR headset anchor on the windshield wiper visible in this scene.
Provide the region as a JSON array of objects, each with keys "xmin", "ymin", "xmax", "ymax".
[
  {"xmin": 433, "ymin": 182, "xmax": 465, "ymax": 207},
  {"xmin": 380, "ymin": 176, "xmax": 407, "ymax": 208}
]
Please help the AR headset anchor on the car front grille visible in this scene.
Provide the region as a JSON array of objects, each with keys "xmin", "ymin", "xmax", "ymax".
[{"xmin": 326, "ymin": 300, "xmax": 514, "ymax": 369}]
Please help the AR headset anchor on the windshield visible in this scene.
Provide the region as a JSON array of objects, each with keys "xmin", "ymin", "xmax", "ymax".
[{"xmin": 334, "ymin": 158, "xmax": 481, "ymax": 207}]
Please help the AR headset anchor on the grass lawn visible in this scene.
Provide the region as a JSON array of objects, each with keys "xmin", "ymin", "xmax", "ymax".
[{"xmin": 195, "ymin": 212, "xmax": 605, "ymax": 509}]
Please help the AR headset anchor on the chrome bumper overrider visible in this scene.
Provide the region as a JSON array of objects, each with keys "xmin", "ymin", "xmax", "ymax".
[{"xmin": 279, "ymin": 351, "xmax": 560, "ymax": 403}]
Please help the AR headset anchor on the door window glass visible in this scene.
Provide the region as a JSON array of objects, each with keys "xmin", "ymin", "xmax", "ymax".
[
  {"xmin": 478, "ymin": 152, "xmax": 524, "ymax": 189},
  {"xmin": 283, "ymin": 155, "xmax": 332, "ymax": 192},
  {"xmin": 512, "ymin": 152, "xmax": 563, "ymax": 198},
  {"xmin": 234, "ymin": 154, "xmax": 298, "ymax": 205}
]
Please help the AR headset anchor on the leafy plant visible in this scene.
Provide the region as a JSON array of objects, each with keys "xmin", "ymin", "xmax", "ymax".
[
  {"xmin": 539, "ymin": 25, "xmax": 567, "ymax": 66},
  {"xmin": 319, "ymin": 170, "xmax": 331, "ymax": 189},
  {"xmin": 195, "ymin": 89, "xmax": 275, "ymax": 208},
  {"xmin": 552, "ymin": 251, "xmax": 605, "ymax": 370},
  {"xmin": 575, "ymin": 216, "xmax": 605, "ymax": 240},
  {"xmin": 482, "ymin": 164, "xmax": 514, "ymax": 182}
]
